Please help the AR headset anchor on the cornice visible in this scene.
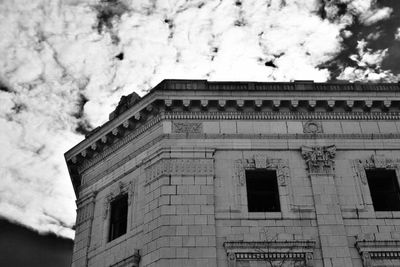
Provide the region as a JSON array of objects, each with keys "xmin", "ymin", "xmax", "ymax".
[
  {"xmin": 80, "ymin": 132, "xmax": 400, "ymax": 183},
  {"xmin": 65, "ymin": 79, "xmax": 400, "ymax": 196},
  {"xmin": 153, "ymin": 79, "xmax": 400, "ymax": 92},
  {"xmin": 71, "ymin": 111, "xmax": 400, "ymax": 168}
]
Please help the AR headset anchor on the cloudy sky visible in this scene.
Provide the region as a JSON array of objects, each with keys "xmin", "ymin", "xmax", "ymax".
[{"xmin": 0, "ymin": 0, "xmax": 399, "ymax": 240}]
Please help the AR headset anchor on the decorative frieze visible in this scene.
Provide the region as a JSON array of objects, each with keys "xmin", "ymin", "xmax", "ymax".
[
  {"xmin": 145, "ymin": 158, "xmax": 214, "ymax": 185},
  {"xmin": 301, "ymin": 145, "xmax": 336, "ymax": 174},
  {"xmin": 356, "ymin": 239, "xmax": 400, "ymax": 267},
  {"xmin": 234, "ymin": 155, "xmax": 290, "ymax": 186},
  {"xmin": 162, "ymin": 111, "xmax": 400, "ymax": 121},
  {"xmin": 224, "ymin": 240, "xmax": 315, "ymax": 267},
  {"xmin": 172, "ymin": 122, "xmax": 203, "ymax": 134}
]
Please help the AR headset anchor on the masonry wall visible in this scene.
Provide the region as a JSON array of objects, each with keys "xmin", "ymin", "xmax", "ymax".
[{"xmin": 72, "ymin": 118, "xmax": 400, "ymax": 267}]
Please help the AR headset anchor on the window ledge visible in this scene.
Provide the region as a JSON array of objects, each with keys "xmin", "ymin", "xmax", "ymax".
[{"xmin": 248, "ymin": 212, "xmax": 282, "ymax": 219}]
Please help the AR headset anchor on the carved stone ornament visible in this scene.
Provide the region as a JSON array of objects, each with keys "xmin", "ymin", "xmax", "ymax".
[
  {"xmin": 224, "ymin": 240, "xmax": 315, "ymax": 267},
  {"xmin": 301, "ymin": 145, "xmax": 336, "ymax": 174},
  {"xmin": 356, "ymin": 239, "xmax": 400, "ymax": 267},
  {"xmin": 103, "ymin": 181, "xmax": 134, "ymax": 220},
  {"xmin": 353, "ymin": 155, "xmax": 400, "ymax": 185},
  {"xmin": 303, "ymin": 120, "xmax": 323, "ymax": 134},
  {"xmin": 172, "ymin": 121, "xmax": 203, "ymax": 133},
  {"xmin": 234, "ymin": 155, "xmax": 290, "ymax": 186},
  {"xmin": 145, "ymin": 158, "xmax": 213, "ymax": 185}
]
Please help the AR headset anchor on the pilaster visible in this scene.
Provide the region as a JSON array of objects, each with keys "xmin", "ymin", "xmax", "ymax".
[{"xmin": 301, "ymin": 145, "xmax": 353, "ymax": 267}]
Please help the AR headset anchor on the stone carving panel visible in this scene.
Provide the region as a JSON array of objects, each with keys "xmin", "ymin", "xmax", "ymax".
[
  {"xmin": 356, "ymin": 240, "xmax": 400, "ymax": 267},
  {"xmin": 301, "ymin": 145, "xmax": 336, "ymax": 174},
  {"xmin": 234, "ymin": 155, "xmax": 290, "ymax": 186},
  {"xmin": 145, "ymin": 158, "xmax": 214, "ymax": 185},
  {"xmin": 303, "ymin": 120, "xmax": 323, "ymax": 134},
  {"xmin": 172, "ymin": 121, "xmax": 203, "ymax": 133},
  {"xmin": 224, "ymin": 240, "xmax": 315, "ymax": 267}
]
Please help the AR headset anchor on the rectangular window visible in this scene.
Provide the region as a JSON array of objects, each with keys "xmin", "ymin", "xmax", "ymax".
[
  {"xmin": 246, "ymin": 169, "xmax": 280, "ymax": 212},
  {"xmin": 109, "ymin": 194, "xmax": 128, "ymax": 241},
  {"xmin": 366, "ymin": 169, "xmax": 400, "ymax": 211}
]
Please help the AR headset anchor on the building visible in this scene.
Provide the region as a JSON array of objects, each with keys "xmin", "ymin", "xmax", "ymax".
[{"xmin": 65, "ymin": 79, "xmax": 400, "ymax": 267}]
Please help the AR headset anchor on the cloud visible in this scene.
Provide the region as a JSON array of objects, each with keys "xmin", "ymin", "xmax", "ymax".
[
  {"xmin": 396, "ymin": 28, "xmax": 400, "ymax": 41},
  {"xmin": 0, "ymin": 0, "xmax": 398, "ymax": 239},
  {"xmin": 338, "ymin": 39, "xmax": 397, "ymax": 81},
  {"xmin": 348, "ymin": 0, "xmax": 393, "ymax": 25}
]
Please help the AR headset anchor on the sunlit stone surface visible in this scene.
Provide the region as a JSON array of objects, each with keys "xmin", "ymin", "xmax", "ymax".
[{"xmin": 65, "ymin": 80, "xmax": 400, "ymax": 267}]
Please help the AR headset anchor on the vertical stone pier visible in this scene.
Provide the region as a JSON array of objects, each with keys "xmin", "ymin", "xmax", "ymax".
[{"xmin": 302, "ymin": 145, "xmax": 353, "ymax": 267}]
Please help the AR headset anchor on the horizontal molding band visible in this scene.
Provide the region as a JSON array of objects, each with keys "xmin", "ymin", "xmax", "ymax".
[
  {"xmin": 163, "ymin": 111, "xmax": 400, "ymax": 120},
  {"xmin": 167, "ymin": 133, "xmax": 400, "ymax": 140},
  {"xmin": 79, "ymin": 131, "xmax": 400, "ymax": 175}
]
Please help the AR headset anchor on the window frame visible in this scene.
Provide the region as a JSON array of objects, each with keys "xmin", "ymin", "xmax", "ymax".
[
  {"xmin": 108, "ymin": 194, "xmax": 129, "ymax": 242},
  {"xmin": 233, "ymin": 155, "xmax": 300, "ymax": 219},
  {"xmin": 352, "ymin": 155, "xmax": 400, "ymax": 217},
  {"xmin": 103, "ymin": 181, "xmax": 134, "ymax": 245},
  {"xmin": 245, "ymin": 169, "xmax": 281, "ymax": 212},
  {"xmin": 365, "ymin": 168, "xmax": 400, "ymax": 212}
]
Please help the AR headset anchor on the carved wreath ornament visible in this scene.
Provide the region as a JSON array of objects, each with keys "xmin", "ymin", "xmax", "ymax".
[
  {"xmin": 234, "ymin": 155, "xmax": 289, "ymax": 186},
  {"xmin": 303, "ymin": 120, "xmax": 323, "ymax": 134}
]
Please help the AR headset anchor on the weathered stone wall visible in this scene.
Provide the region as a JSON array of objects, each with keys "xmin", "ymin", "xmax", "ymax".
[{"xmin": 71, "ymin": 114, "xmax": 400, "ymax": 267}]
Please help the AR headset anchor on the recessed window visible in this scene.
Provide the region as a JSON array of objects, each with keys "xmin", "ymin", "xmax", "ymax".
[
  {"xmin": 366, "ymin": 169, "xmax": 400, "ymax": 211},
  {"xmin": 109, "ymin": 194, "xmax": 128, "ymax": 241},
  {"xmin": 246, "ymin": 169, "xmax": 280, "ymax": 212}
]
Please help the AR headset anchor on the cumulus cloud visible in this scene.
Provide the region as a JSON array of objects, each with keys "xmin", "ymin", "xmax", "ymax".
[
  {"xmin": 347, "ymin": 0, "xmax": 393, "ymax": 25},
  {"xmin": 338, "ymin": 39, "xmax": 397, "ymax": 81},
  {"xmin": 0, "ymin": 0, "xmax": 398, "ymax": 239}
]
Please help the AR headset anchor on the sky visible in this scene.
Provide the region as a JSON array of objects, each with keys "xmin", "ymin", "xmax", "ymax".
[
  {"xmin": 0, "ymin": 218, "xmax": 73, "ymax": 267},
  {"xmin": 0, "ymin": 0, "xmax": 399, "ymax": 242}
]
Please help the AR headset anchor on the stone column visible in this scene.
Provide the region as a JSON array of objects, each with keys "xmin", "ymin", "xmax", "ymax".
[{"xmin": 301, "ymin": 145, "xmax": 353, "ymax": 267}]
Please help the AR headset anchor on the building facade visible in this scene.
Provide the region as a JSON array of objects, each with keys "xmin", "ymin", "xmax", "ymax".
[{"xmin": 65, "ymin": 80, "xmax": 400, "ymax": 267}]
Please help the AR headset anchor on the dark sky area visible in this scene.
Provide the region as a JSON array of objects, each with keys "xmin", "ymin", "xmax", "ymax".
[
  {"xmin": 321, "ymin": 0, "xmax": 400, "ymax": 80},
  {"xmin": 0, "ymin": 219, "xmax": 73, "ymax": 267}
]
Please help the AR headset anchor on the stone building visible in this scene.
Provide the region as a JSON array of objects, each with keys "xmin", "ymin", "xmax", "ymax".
[{"xmin": 65, "ymin": 80, "xmax": 400, "ymax": 267}]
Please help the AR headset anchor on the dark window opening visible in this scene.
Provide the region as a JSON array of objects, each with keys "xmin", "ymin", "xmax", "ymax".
[
  {"xmin": 366, "ymin": 169, "xmax": 400, "ymax": 211},
  {"xmin": 109, "ymin": 194, "xmax": 128, "ymax": 242},
  {"xmin": 246, "ymin": 169, "xmax": 280, "ymax": 212}
]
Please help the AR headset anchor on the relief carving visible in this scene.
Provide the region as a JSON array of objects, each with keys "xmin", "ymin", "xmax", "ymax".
[
  {"xmin": 301, "ymin": 145, "xmax": 336, "ymax": 174},
  {"xmin": 172, "ymin": 122, "xmax": 203, "ymax": 133},
  {"xmin": 145, "ymin": 158, "xmax": 213, "ymax": 185},
  {"xmin": 224, "ymin": 240, "xmax": 315, "ymax": 267},
  {"xmin": 234, "ymin": 156, "xmax": 290, "ymax": 186},
  {"xmin": 303, "ymin": 120, "xmax": 323, "ymax": 134},
  {"xmin": 356, "ymin": 240, "xmax": 400, "ymax": 267},
  {"xmin": 361, "ymin": 252, "xmax": 372, "ymax": 267},
  {"xmin": 353, "ymin": 155, "xmax": 400, "ymax": 185},
  {"xmin": 103, "ymin": 181, "xmax": 133, "ymax": 220}
]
